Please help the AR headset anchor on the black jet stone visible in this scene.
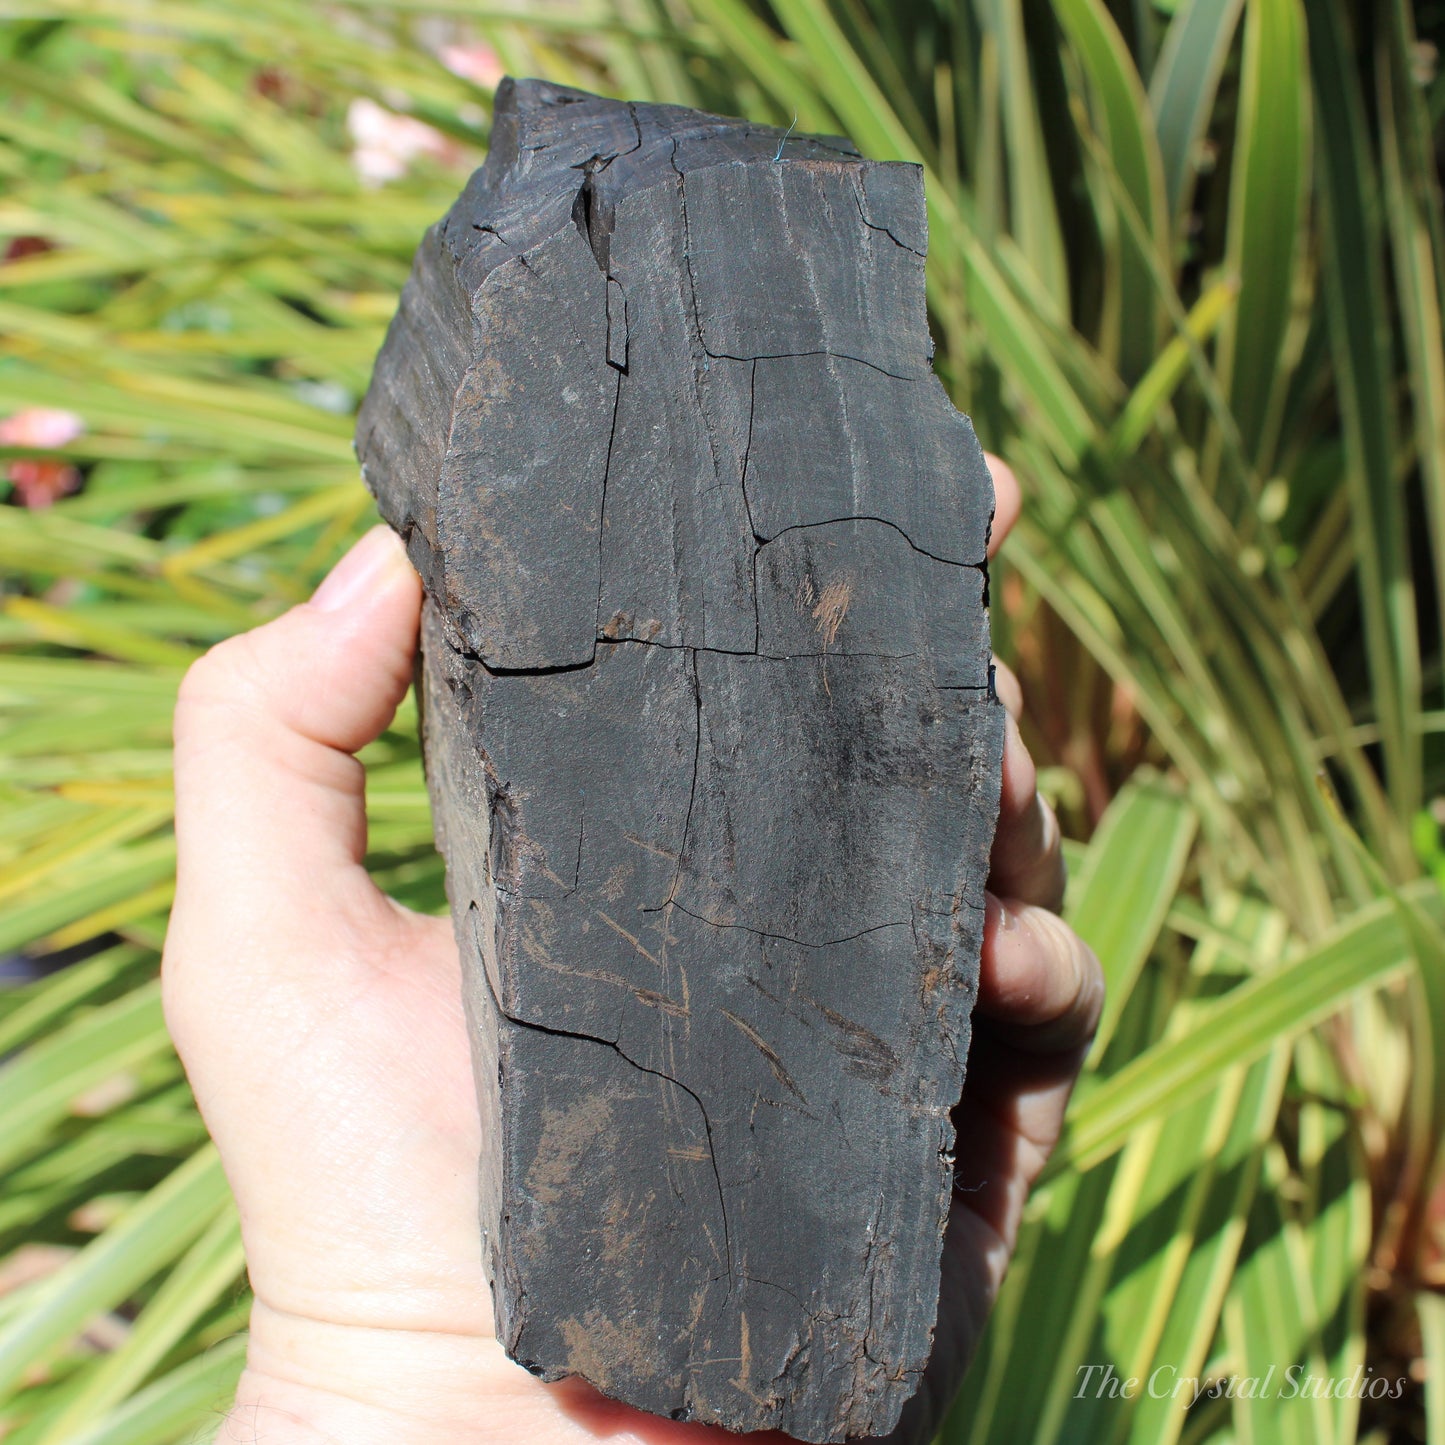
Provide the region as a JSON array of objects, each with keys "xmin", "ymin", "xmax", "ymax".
[{"xmin": 356, "ymin": 76, "xmax": 1005, "ymax": 1443}]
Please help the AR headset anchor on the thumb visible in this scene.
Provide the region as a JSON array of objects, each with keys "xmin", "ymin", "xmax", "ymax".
[{"xmin": 169, "ymin": 525, "xmax": 423, "ymax": 959}]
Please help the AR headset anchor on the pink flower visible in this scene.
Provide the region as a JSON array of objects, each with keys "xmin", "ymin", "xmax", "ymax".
[
  {"xmin": 347, "ymin": 97, "xmax": 460, "ymax": 187},
  {"xmin": 439, "ymin": 43, "xmax": 503, "ymax": 90},
  {"xmin": 0, "ymin": 407, "xmax": 84, "ymax": 509},
  {"xmin": 6, "ymin": 460, "xmax": 80, "ymax": 509},
  {"xmin": 0, "ymin": 407, "xmax": 84, "ymax": 448},
  {"xmin": 4, "ymin": 236, "xmax": 53, "ymax": 263}
]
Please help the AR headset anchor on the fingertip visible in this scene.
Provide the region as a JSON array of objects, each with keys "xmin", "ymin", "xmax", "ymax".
[
  {"xmin": 177, "ymin": 523, "xmax": 423, "ymax": 760},
  {"xmin": 984, "ymin": 452, "xmax": 1021, "ymax": 558},
  {"xmin": 990, "ymin": 713, "xmax": 1067, "ymax": 911},
  {"xmin": 992, "ymin": 659, "xmax": 1024, "ymax": 721},
  {"xmin": 290, "ymin": 527, "xmax": 424, "ymax": 751},
  {"xmin": 310, "ymin": 524, "xmax": 420, "ymax": 615},
  {"xmin": 998, "ymin": 712, "xmax": 1037, "ymax": 820}
]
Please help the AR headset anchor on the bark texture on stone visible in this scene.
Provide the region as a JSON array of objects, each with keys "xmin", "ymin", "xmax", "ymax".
[{"xmin": 356, "ymin": 77, "xmax": 1005, "ymax": 1443}]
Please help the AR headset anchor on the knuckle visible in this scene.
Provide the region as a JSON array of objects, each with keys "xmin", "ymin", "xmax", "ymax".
[
  {"xmin": 1001, "ymin": 796, "xmax": 1066, "ymax": 913},
  {"xmin": 176, "ymin": 632, "xmax": 266, "ymax": 715},
  {"xmin": 177, "ymin": 637, "xmax": 235, "ymax": 703},
  {"xmin": 1031, "ymin": 907, "xmax": 1105, "ymax": 1045},
  {"xmin": 173, "ymin": 632, "xmax": 284, "ymax": 760}
]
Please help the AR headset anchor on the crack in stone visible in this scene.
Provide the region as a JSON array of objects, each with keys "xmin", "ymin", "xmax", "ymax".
[
  {"xmin": 670, "ymin": 137, "xmax": 710, "ymax": 363},
  {"xmin": 599, "ymin": 637, "xmax": 920, "ymax": 663},
  {"xmin": 756, "ymin": 516, "xmax": 986, "ymax": 572},
  {"xmin": 479, "ymin": 654, "xmax": 596, "ymax": 678},
  {"xmin": 650, "ymin": 898, "xmax": 910, "ymax": 951},
  {"xmin": 595, "ymin": 342, "xmax": 625, "ymax": 641},
  {"xmin": 572, "ymin": 812, "xmax": 586, "ymax": 895},
  {"xmin": 852, "ymin": 190, "xmax": 926, "ymax": 258},
  {"xmin": 667, "ymin": 136, "xmax": 762, "ymax": 656},
  {"xmin": 468, "ymin": 221, "xmax": 512, "ymax": 245},
  {"xmin": 664, "ymin": 648, "xmax": 704, "ymax": 916},
  {"xmin": 705, "ymin": 344, "xmax": 919, "ymax": 383},
  {"xmin": 742, "ymin": 358, "xmax": 761, "ymax": 651},
  {"xmin": 469, "ymin": 635, "xmax": 928, "ymax": 675},
  {"xmin": 667, "ymin": 139, "xmax": 920, "ymax": 382},
  {"xmin": 476, "ymin": 919, "xmax": 732, "ymax": 1284}
]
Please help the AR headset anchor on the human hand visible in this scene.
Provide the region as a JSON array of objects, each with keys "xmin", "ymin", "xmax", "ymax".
[{"xmin": 162, "ymin": 456, "xmax": 1103, "ymax": 1444}]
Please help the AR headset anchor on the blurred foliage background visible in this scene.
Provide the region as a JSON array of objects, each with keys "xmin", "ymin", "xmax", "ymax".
[{"xmin": 0, "ymin": 0, "xmax": 1442, "ymax": 1440}]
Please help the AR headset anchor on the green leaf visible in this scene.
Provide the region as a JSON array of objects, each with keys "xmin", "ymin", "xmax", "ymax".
[
  {"xmin": 43, "ymin": 1335, "xmax": 247, "ymax": 1445},
  {"xmin": 1307, "ymin": 0, "xmax": 1420, "ymax": 815},
  {"xmin": 1224, "ymin": 1143, "xmax": 1349, "ymax": 1445},
  {"xmin": 1121, "ymin": 1051, "xmax": 1291, "ymax": 1445},
  {"xmin": 1065, "ymin": 771, "xmax": 1197, "ymax": 1058},
  {"xmin": 1148, "ymin": 0, "xmax": 1246, "ymax": 231},
  {"xmin": 986, "ymin": 0, "xmax": 1070, "ymax": 311},
  {"xmin": 0, "ymin": 979, "xmax": 172, "ymax": 1175},
  {"xmin": 0, "ymin": 1146, "xmax": 231, "ymax": 1395},
  {"xmin": 1293, "ymin": 1038, "xmax": 1369, "ymax": 1442},
  {"xmin": 33, "ymin": 1205, "xmax": 246, "ymax": 1441},
  {"xmin": 1050, "ymin": 883, "xmax": 1441, "ymax": 1177},
  {"xmin": 1315, "ymin": 772, "xmax": 1445, "ymax": 1226},
  {"xmin": 1212, "ymin": 0, "xmax": 1310, "ymax": 474},
  {"xmin": 1050, "ymin": 0, "xmax": 1168, "ymax": 379},
  {"xmin": 0, "ymin": 839, "xmax": 177, "ymax": 957},
  {"xmin": 757, "ymin": 0, "xmax": 920, "ymax": 162},
  {"xmin": 1376, "ymin": 0, "xmax": 1445, "ymax": 714},
  {"xmin": 1423, "ymin": 1289, "xmax": 1445, "ymax": 1445},
  {"xmin": 1109, "ymin": 274, "xmax": 1238, "ymax": 457},
  {"xmin": 0, "ymin": 943, "xmax": 150, "ymax": 1056}
]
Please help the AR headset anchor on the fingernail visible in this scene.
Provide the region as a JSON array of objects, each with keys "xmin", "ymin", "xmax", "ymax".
[
  {"xmin": 985, "ymin": 892, "xmax": 1016, "ymax": 935},
  {"xmin": 310, "ymin": 526, "xmax": 407, "ymax": 613}
]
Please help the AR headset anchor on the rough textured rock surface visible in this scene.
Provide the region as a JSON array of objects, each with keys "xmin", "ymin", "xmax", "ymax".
[{"xmin": 356, "ymin": 78, "xmax": 1005, "ymax": 1443}]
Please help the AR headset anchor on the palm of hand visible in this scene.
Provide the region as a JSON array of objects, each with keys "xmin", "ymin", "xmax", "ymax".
[{"xmin": 164, "ymin": 459, "xmax": 1100, "ymax": 1444}]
